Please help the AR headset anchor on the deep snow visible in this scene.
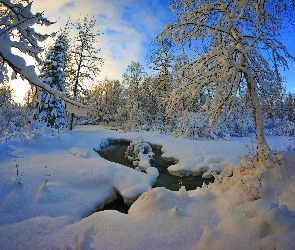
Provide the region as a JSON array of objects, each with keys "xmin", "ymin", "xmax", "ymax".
[{"xmin": 0, "ymin": 125, "xmax": 294, "ymax": 249}]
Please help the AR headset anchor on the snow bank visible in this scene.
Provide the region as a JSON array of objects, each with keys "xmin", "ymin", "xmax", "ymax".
[
  {"xmin": 0, "ymin": 126, "xmax": 155, "ymax": 227},
  {"xmin": 0, "ymin": 125, "xmax": 294, "ymax": 249},
  {"xmin": 69, "ymin": 147, "xmax": 91, "ymax": 158}
]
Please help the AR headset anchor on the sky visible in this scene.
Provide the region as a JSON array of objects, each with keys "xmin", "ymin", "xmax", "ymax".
[
  {"xmin": 10, "ymin": 0, "xmax": 295, "ymax": 102},
  {"xmin": 11, "ymin": 0, "xmax": 174, "ymax": 102}
]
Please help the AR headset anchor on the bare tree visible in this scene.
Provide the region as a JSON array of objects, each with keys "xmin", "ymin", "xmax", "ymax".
[{"xmin": 67, "ymin": 16, "xmax": 104, "ymax": 130}]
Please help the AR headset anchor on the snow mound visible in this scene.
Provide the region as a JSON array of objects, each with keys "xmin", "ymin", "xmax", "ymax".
[
  {"xmin": 69, "ymin": 147, "xmax": 91, "ymax": 158},
  {"xmin": 125, "ymin": 137, "xmax": 159, "ymax": 178},
  {"xmin": 0, "ymin": 126, "xmax": 295, "ymax": 249}
]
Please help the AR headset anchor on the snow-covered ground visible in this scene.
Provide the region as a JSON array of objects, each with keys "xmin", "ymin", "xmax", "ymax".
[{"xmin": 0, "ymin": 125, "xmax": 294, "ymax": 249}]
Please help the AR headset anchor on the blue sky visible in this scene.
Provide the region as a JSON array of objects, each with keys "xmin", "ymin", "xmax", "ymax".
[
  {"xmin": 12, "ymin": 0, "xmax": 295, "ymax": 102},
  {"xmin": 30, "ymin": 0, "xmax": 175, "ymax": 81}
]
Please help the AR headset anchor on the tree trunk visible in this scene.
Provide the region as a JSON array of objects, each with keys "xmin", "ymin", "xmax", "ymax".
[
  {"xmin": 244, "ymin": 71, "xmax": 270, "ymax": 161},
  {"xmin": 238, "ymin": 49, "xmax": 270, "ymax": 161},
  {"xmin": 69, "ymin": 113, "xmax": 75, "ymax": 130},
  {"xmin": 69, "ymin": 53, "xmax": 82, "ymax": 131}
]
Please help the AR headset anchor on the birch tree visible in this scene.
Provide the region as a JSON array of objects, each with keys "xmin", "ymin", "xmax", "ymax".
[{"xmin": 158, "ymin": 0, "xmax": 295, "ymax": 160}]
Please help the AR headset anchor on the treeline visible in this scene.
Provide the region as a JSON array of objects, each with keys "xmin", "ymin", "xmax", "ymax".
[
  {"xmin": 1, "ymin": 41, "xmax": 295, "ymax": 139},
  {"xmin": 85, "ymin": 64, "xmax": 295, "ymax": 138},
  {"xmin": 0, "ymin": 13, "xmax": 294, "ymax": 139}
]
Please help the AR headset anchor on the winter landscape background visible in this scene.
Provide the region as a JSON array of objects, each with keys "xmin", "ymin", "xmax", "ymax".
[{"xmin": 1, "ymin": 0, "xmax": 295, "ymax": 249}]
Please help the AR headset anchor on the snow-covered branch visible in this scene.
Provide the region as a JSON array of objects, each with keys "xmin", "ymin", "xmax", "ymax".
[
  {"xmin": 158, "ymin": 0, "xmax": 295, "ymax": 159},
  {"xmin": 0, "ymin": 0, "xmax": 87, "ymax": 115}
]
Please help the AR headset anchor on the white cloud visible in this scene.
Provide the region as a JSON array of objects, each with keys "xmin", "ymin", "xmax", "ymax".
[
  {"xmin": 30, "ymin": 0, "xmax": 153, "ymax": 82},
  {"xmin": 9, "ymin": 0, "xmax": 172, "ymax": 102}
]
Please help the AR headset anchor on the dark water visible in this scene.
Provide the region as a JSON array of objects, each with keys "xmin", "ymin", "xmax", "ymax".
[
  {"xmin": 92, "ymin": 142, "xmax": 214, "ymax": 214},
  {"xmin": 85, "ymin": 192, "xmax": 130, "ymax": 216},
  {"xmin": 98, "ymin": 142, "xmax": 214, "ymax": 191}
]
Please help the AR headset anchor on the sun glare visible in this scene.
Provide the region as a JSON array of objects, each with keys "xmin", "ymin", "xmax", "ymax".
[{"xmin": 10, "ymin": 78, "xmax": 30, "ymax": 104}]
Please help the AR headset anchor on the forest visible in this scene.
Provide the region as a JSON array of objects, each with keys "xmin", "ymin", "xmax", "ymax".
[
  {"xmin": 1, "ymin": 18, "xmax": 294, "ymax": 140},
  {"xmin": 1, "ymin": 0, "xmax": 295, "ymax": 249}
]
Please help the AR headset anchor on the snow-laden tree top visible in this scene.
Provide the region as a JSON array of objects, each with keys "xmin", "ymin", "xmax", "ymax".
[
  {"xmin": 0, "ymin": 0, "xmax": 86, "ymax": 115},
  {"xmin": 159, "ymin": 0, "xmax": 294, "ymax": 116},
  {"xmin": 158, "ymin": 0, "xmax": 295, "ymax": 159}
]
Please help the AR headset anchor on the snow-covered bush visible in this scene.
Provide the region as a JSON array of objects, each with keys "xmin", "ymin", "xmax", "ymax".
[
  {"xmin": 1, "ymin": 112, "xmax": 64, "ymax": 144},
  {"xmin": 264, "ymin": 116, "xmax": 295, "ymax": 136},
  {"xmin": 174, "ymin": 111, "xmax": 211, "ymax": 139},
  {"xmin": 213, "ymin": 143, "xmax": 283, "ymax": 203},
  {"xmin": 0, "ymin": 84, "xmax": 30, "ymax": 135},
  {"xmin": 125, "ymin": 137, "xmax": 159, "ymax": 178},
  {"xmin": 0, "ymin": 103, "xmax": 29, "ymax": 135},
  {"xmin": 172, "ymin": 108, "xmax": 256, "ymax": 140}
]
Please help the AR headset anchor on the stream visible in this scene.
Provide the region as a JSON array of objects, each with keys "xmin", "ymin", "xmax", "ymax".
[
  {"xmin": 92, "ymin": 141, "xmax": 214, "ymax": 214},
  {"xmin": 98, "ymin": 142, "xmax": 214, "ymax": 191}
]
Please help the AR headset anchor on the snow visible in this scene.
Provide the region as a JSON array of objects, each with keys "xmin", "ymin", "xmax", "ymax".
[
  {"xmin": 0, "ymin": 125, "xmax": 295, "ymax": 249},
  {"xmin": 126, "ymin": 137, "xmax": 159, "ymax": 178},
  {"xmin": 62, "ymin": 100, "xmax": 88, "ymax": 116}
]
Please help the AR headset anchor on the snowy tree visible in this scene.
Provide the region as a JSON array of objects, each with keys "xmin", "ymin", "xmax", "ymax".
[
  {"xmin": 23, "ymin": 86, "xmax": 37, "ymax": 110},
  {"xmin": 165, "ymin": 53, "xmax": 207, "ymax": 127},
  {"xmin": 88, "ymin": 77, "xmax": 123, "ymax": 125},
  {"xmin": 174, "ymin": 111, "xmax": 211, "ymax": 139},
  {"xmin": 0, "ymin": 82, "xmax": 28, "ymax": 134},
  {"xmin": 283, "ymin": 92, "xmax": 295, "ymax": 122},
  {"xmin": 0, "ymin": 82, "xmax": 14, "ymax": 108},
  {"xmin": 122, "ymin": 62, "xmax": 147, "ymax": 130},
  {"xmin": 147, "ymin": 39, "xmax": 176, "ymax": 126},
  {"xmin": 0, "ymin": 0, "xmax": 85, "ymax": 113},
  {"xmin": 66, "ymin": 16, "xmax": 104, "ymax": 130},
  {"xmin": 34, "ymin": 35, "xmax": 67, "ymax": 129},
  {"xmin": 158, "ymin": 0, "xmax": 295, "ymax": 160},
  {"xmin": 141, "ymin": 75, "xmax": 159, "ymax": 128},
  {"xmin": 147, "ymin": 39, "xmax": 175, "ymax": 99},
  {"xmin": 0, "ymin": 62, "xmax": 8, "ymax": 84}
]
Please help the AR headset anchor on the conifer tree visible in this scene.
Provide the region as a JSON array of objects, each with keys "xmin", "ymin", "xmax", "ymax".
[{"xmin": 34, "ymin": 35, "xmax": 67, "ymax": 129}]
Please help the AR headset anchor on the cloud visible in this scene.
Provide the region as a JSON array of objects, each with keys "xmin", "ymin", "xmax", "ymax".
[
  {"xmin": 10, "ymin": 0, "xmax": 172, "ymax": 102},
  {"xmin": 8, "ymin": 0, "xmax": 295, "ymax": 103},
  {"xmin": 30, "ymin": 0, "xmax": 158, "ymax": 82}
]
